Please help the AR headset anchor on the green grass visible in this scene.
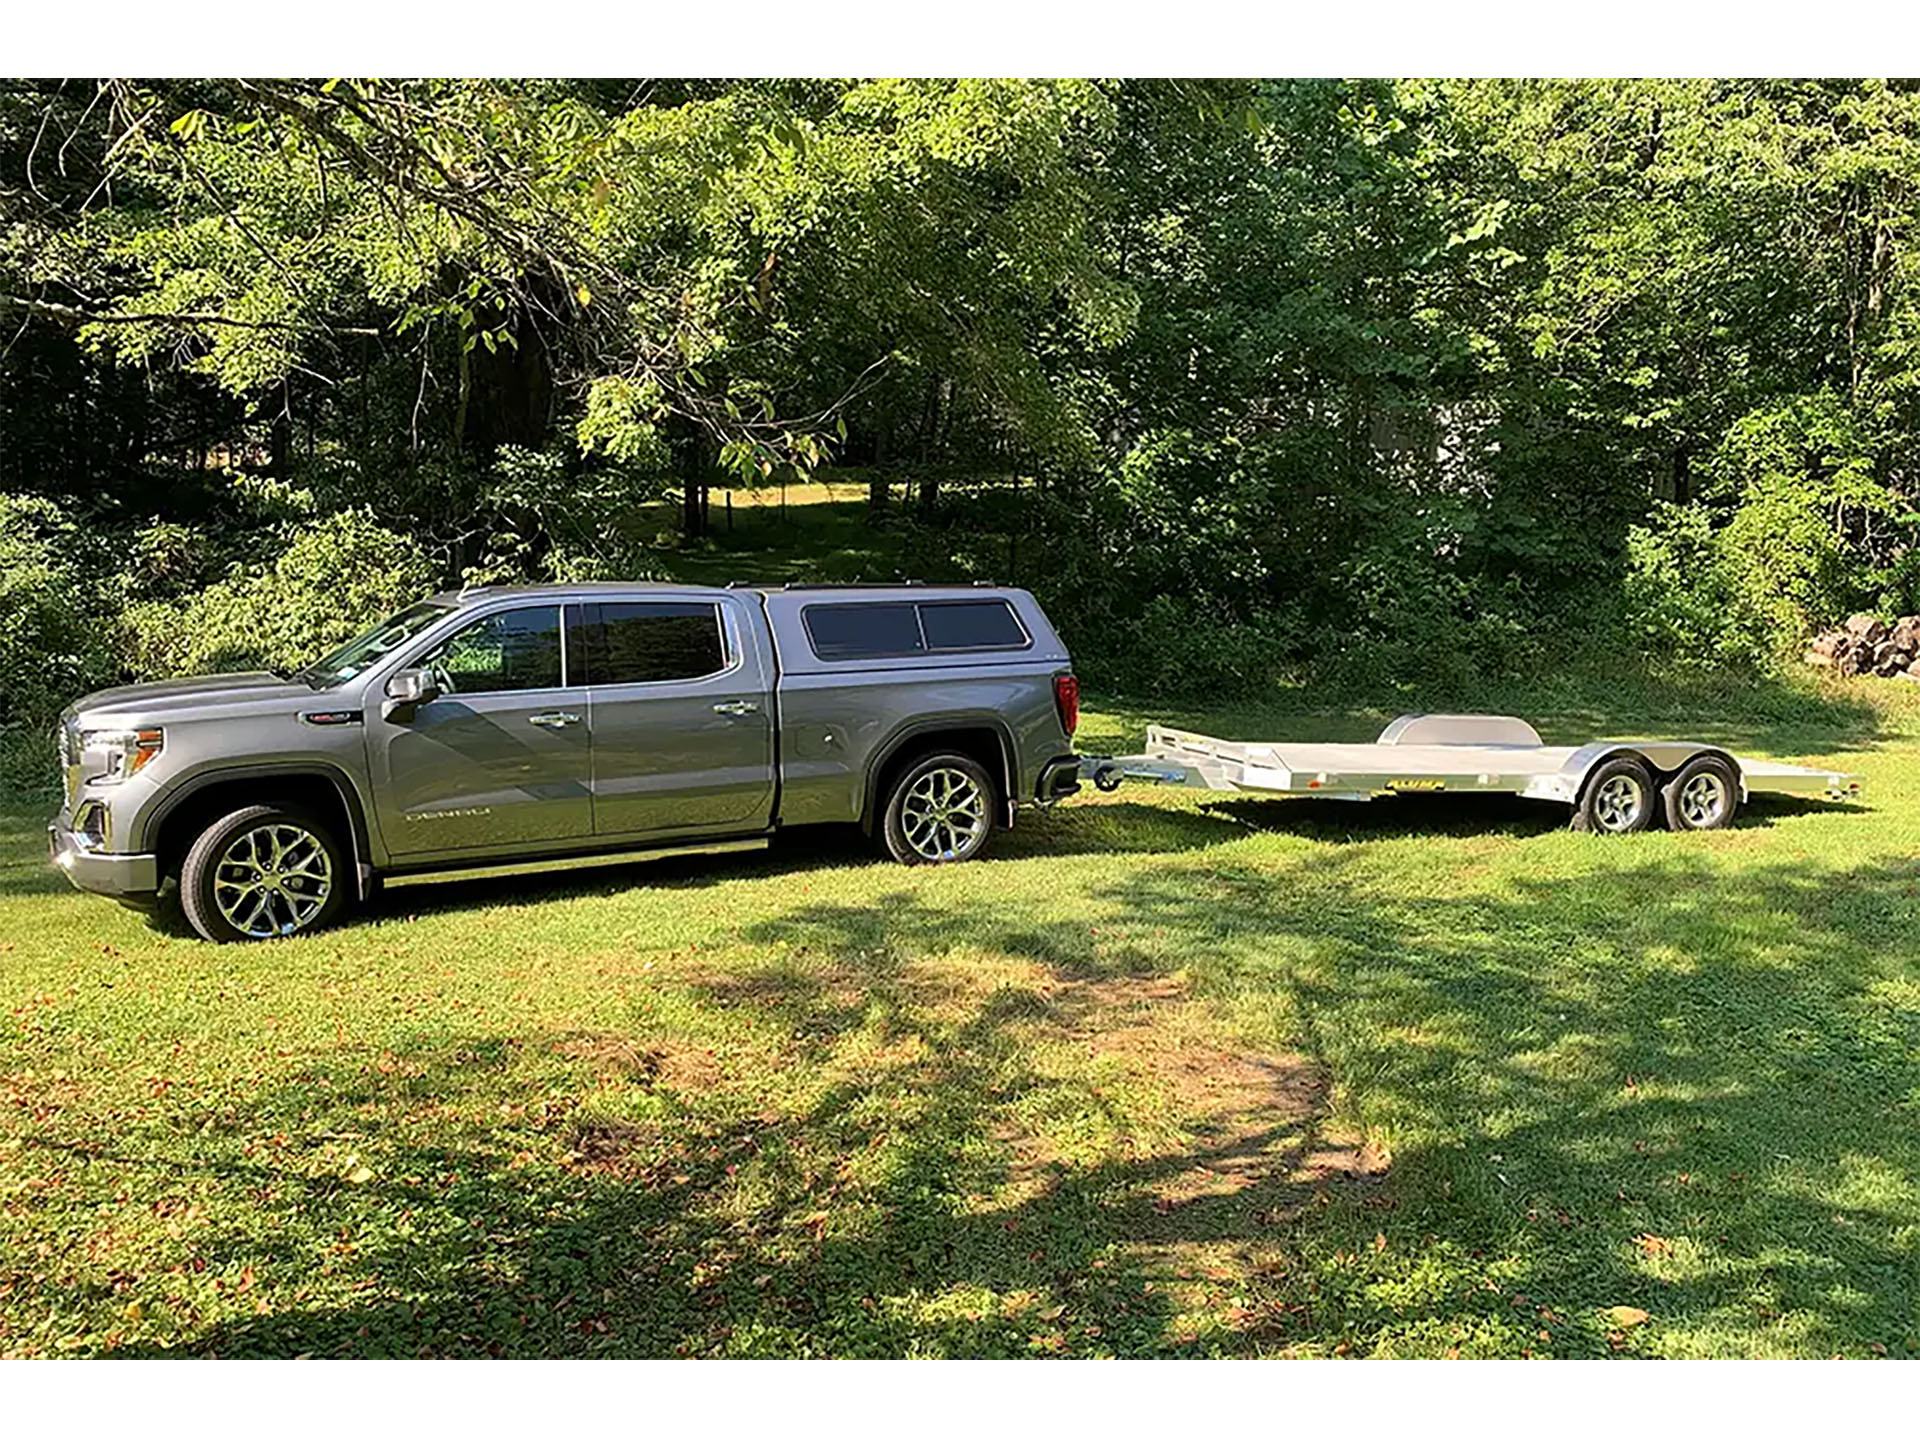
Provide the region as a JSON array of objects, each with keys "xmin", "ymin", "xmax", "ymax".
[
  {"xmin": 627, "ymin": 478, "xmax": 911, "ymax": 588},
  {"xmin": 3, "ymin": 667, "xmax": 1916, "ymax": 1358}
]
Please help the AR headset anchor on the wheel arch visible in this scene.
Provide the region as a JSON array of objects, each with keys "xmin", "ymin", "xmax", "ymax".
[
  {"xmin": 861, "ymin": 718, "xmax": 1017, "ymax": 833},
  {"xmin": 141, "ymin": 764, "xmax": 375, "ymax": 899},
  {"xmin": 1562, "ymin": 741, "xmax": 1747, "ymax": 805}
]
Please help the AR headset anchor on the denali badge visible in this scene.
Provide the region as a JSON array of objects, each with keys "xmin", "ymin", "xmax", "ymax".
[{"xmin": 406, "ymin": 807, "xmax": 492, "ymax": 822}]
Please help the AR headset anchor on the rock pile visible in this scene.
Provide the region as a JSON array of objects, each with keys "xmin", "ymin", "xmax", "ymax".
[{"xmin": 1805, "ymin": 613, "xmax": 1920, "ymax": 678}]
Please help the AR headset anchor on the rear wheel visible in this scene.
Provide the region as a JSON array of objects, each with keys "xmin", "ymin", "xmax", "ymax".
[
  {"xmin": 179, "ymin": 804, "xmax": 348, "ymax": 942},
  {"xmin": 880, "ymin": 752, "xmax": 996, "ymax": 865},
  {"xmin": 1662, "ymin": 754, "xmax": 1740, "ymax": 831},
  {"xmin": 1572, "ymin": 756, "xmax": 1656, "ymax": 835}
]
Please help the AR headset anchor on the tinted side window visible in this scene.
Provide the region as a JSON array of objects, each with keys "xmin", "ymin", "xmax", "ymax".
[
  {"xmin": 588, "ymin": 603, "xmax": 726, "ymax": 684},
  {"xmin": 419, "ymin": 607, "xmax": 563, "ymax": 694},
  {"xmin": 920, "ymin": 600, "xmax": 1029, "ymax": 650},
  {"xmin": 803, "ymin": 603, "xmax": 925, "ymax": 660}
]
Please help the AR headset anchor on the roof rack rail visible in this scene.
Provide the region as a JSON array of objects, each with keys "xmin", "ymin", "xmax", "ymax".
[{"xmin": 779, "ymin": 580, "xmax": 928, "ymax": 590}]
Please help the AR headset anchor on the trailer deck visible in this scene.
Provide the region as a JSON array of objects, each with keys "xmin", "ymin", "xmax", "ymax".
[{"xmin": 1080, "ymin": 714, "xmax": 1858, "ymax": 831}]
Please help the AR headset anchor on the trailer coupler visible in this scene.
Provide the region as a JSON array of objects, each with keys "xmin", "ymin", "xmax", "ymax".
[{"xmin": 1068, "ymin": 755, "xmax": 1197, "ymax": 793}]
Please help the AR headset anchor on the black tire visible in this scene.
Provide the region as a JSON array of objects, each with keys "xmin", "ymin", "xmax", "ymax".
[
  {"xmin": 179, "ymin": 803, "xmax": 349, "ymax": 942},
  {"xmin": 1571, "ymin": 755, "xmax": 1657, "ymax": 835},
  {"xmin": 879, "ymin": 751, "xmax": 997, "ymax": 866},
  {"xmin": 1662, "ymin": 754, "xmax": 1740, "ymax": 832}
]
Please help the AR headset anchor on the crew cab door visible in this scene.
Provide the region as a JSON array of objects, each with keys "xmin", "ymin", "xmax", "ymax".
[
  {"xmin": 368, "ymin": 603, "xmax": 593, "ymax": 856},
  {"xmin": 579, "ymin": 596, "xmax": 775, "ymax": 837}
]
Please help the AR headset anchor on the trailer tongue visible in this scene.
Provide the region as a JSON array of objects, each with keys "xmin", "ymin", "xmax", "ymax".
[{"xmin": 1079, "ymin": 713, "xmax": 1859, "ymax": 834}]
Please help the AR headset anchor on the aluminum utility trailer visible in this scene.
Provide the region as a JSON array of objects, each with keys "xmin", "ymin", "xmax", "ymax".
[{"xmin": 1080, "ymin": 713, "xmax": 1860, "ymax": 834}]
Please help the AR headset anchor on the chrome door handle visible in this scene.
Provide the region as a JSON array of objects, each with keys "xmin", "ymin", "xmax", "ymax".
[
  {"xmin": 529, "ymin": 711, "xmax": 581, "ymax": 728},
  {"xmin": 712, "ymin": 700, "xmax": 760, "ymax": 716}
]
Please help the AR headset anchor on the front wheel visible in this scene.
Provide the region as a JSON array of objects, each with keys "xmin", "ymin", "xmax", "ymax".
[
  {"xmin": 1571, "ymin": 756, "xmax": 1656, "ymax": 835},
  {"xmin": 880, "ymin": 752, "xmax": 996, "ymax": 865},
  {"xmin": 179, "ymin": 804, "xmax": 348, "ymax": 942}
]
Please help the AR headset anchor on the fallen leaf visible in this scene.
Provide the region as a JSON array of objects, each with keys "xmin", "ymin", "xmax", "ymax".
[
  {"xmin": 1606, "ymin": 1305, "xmax": 1651, "ymax": 1328},
  {"xmin": 1634, "ymin": 1234, "xmax": 1674, "ymax": 1258}
]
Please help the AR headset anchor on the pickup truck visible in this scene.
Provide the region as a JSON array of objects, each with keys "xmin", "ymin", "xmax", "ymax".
[{"xmin": 49, "ymin": 583, "xmax": 1085, "ymax": 942}]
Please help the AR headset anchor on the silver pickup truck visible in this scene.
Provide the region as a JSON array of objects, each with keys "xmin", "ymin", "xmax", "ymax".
[{"xmin": 48, "ymin": 583, "xmax": 1085, "ymax": 941}]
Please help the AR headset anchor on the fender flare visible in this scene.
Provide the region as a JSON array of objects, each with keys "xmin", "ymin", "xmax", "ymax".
[
  {"xmin": 860, "ymin": 713, "xmax": 1019, "ymax": 831},
  {"xmin": 1558, "ymin": 742, "xmax": 1747, "ymax": 806},
  {"xmin": 136, "ymin": 761, "xmax": 379, "ymax": 897}
]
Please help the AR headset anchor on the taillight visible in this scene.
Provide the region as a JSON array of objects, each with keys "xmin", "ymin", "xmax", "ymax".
[{"xmin": 1053, "ymin": 674, "xmax": 1080, "ymax": 738}]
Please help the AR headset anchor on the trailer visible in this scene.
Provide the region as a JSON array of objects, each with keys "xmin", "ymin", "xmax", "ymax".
[{"xmin": 1079, "ymin": 713, "xmax": 1860, "ymax": 833}]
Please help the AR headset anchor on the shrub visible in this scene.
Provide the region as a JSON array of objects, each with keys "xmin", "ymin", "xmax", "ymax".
[
  {"xmin": 122, "ymin": 510, "xmax": 435, "ymax": 680},
  {"xmin": 0, "ymin": 494, "xmax": 119, "ymax": 791},
  {"xmin": 1622, "ymin": 502, "xmax": 1743, "ymax": 666}
]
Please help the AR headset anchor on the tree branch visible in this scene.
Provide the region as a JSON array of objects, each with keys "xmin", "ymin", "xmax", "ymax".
[{"xmin": 0, "ymin": 294, "xmax": 383, "ymax": 337}]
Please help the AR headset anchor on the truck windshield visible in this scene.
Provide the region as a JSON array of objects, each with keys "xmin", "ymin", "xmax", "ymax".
[{"xmin": 296, "ymin": 600, "xmax": 454, "ymax": 688}]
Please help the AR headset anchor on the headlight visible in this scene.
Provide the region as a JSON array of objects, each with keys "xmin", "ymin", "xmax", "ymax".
[{"xmin": 80, "ymin": 726, "xmax": 165, "ymax": 784}]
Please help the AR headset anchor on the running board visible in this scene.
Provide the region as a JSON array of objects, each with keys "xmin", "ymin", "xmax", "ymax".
[{"xmin": 383, "ymin": 837, "xmax": 769, "ymax": 889}]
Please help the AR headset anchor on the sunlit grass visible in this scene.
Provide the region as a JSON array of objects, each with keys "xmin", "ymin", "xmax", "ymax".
[{"xmin": 2, "ymin": 672, "xmax": 1916, "ymax": 1356}]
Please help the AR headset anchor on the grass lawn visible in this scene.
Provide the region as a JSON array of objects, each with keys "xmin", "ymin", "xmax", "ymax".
[{"xmin": 2, "ymin": 666, "xmax": 1916, "ymax": 1358}]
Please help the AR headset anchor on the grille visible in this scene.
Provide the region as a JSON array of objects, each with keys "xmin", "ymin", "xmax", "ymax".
[{"xmin": 57, "ymin": 721, "xmax": 80, "ymax": 807}]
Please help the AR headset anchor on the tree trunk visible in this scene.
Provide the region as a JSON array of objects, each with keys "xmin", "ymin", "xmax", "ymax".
[
  {"xmin": 270, "ymin": 383, "xmax": 293, "ymax": 478},
  {"xmin": 869, "ymin": 419, "xmax": 891, "ymax": 513},
  {"xmin": 683, "ymin": 475, "xmax": 706, "ymax": 538},
  {"xmin": 917, "ymin": 375, "xmax": 945, "ymax": 516}
]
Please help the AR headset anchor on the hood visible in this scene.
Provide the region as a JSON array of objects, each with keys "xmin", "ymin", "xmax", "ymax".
[{"xmin": 68, "ymin": 671, "xmax": 320, "ymax": 723}]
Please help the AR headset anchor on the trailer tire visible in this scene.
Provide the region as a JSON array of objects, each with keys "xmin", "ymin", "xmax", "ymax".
[
  {"xmin": 1571, "ymin": 756, "xmax": 1656, "ymax": 835},
  {"xmin": 1662, "ymin": 754, "xmax": 1740, "ymax": 831},
  {"xmin": 880, "ymin": 752, "xmax": 996, "ymax": 865}
]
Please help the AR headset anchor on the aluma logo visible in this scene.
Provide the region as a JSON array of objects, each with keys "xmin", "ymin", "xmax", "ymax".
[{"xmin": 406, "ymin": 807, "xmax": 493, "ymax": 822}]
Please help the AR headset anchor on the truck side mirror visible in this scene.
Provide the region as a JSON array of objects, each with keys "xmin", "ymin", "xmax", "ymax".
[{"xmin": 382, "ymin": 667, "xmax": 440, "ymax": 721}]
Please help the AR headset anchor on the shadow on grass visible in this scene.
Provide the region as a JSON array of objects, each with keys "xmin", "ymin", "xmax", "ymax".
[
  {"xmin": 72, "ymin": 843, "xmax": 1919, "ymax": 1358},
  {"xmin": 355, "ymin": 802, "xmax": 1261, "ymax": 926},
  {"xmin": 353, "ymin": 786, "xmax": 1871, "ymax": 930}
]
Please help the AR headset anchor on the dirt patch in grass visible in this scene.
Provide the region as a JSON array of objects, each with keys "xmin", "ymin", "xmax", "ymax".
[
  {"xmin": 1025, "ymin": 972, "xmax": 1384, "ymax": 1214},
  {"xmin": 549, "ymin": 1032, "xmax": 723, "ymax": 1092},
  {"xmin": 570, "ymin": 1114, "xmax": 650, "ymax": 1166}
]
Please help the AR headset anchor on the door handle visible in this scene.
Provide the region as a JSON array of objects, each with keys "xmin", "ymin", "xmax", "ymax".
[
  {"xmin": 711, "ymin": 700, "xmax": 760, "ymax": 716},
  {"xmin": 528, "ymin": 711, "xmax": 581, "ymax": 728}
]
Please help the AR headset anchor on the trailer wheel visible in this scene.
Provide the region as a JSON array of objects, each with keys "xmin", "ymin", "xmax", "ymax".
[
  {"xmin": 1571, "ymin": 756, "xmax": 1656, "ymax": 835},
  {"xmin": 1662, "ymin": 754, "xmax": 1740, "ymax": 831}
]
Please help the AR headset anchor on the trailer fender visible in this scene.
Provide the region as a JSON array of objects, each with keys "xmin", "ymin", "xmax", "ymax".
[{"xmin": 1534, "ymin": 742, "xmax": 1746, "ymax": 808}]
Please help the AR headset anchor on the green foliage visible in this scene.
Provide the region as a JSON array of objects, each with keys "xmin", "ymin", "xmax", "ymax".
[
  {"xmin": 10, "ymin": 77, "xmax": 1920, "ymax": 707},
  {"xmin": 1624, "ymin": 393, "xmax": 1919, "ymax": 667},
  {"xmin": 1623, "ymin": 503, "xmax": 1741, "ymax": 665},
  {"xmin": 121, "ymin": 511, "xmax": 434, "ymax": 681},
  {"xmin": 0, "ymin": 495, "xmax": 118, "ymax": 789}
]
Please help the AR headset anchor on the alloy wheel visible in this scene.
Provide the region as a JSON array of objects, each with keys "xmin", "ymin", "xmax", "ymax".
[
  {"xmin": 212, "ymin": 822, "xmax": 334, "ymax": 938},
  {"xmin": 898, "ymin": 767, "xmax": 987, "ymax": 861},
  {"xmin": 1591, "ymin": 773, "xmax": 1646, "ymax": 833},
  {"xmin": 1678, "ymin": 770, "xmax": 1729, "ymax": 828}
]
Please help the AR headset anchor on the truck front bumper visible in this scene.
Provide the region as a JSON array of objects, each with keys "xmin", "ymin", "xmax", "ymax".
[{"xmin": 48, "ymin": 822, "xmax": 159, "ymax": 898}]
